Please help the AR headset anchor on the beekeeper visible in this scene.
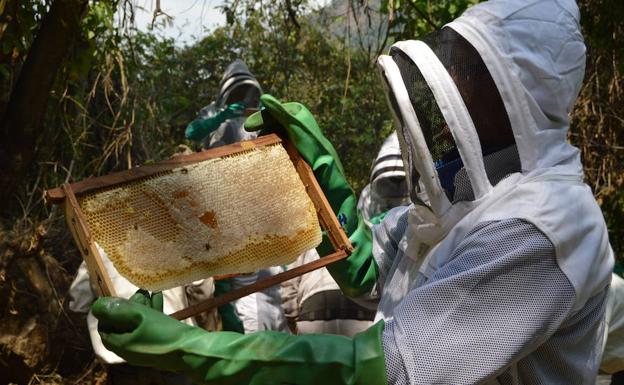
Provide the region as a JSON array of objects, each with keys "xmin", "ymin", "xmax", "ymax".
[
  {"xmin": 68, "ymin": 247, "xmax": 205, "ymax": 384},
  {"xmin": 91, "ymin": 1, "xmax": 614, "ymax": 384},
  {"xmin": 186, "ymin": 58, "xmax": 289, "ymax": 334},
  {"xmin": 602, "ymin": 273, "xmax": 624, "ymax": 381},
  {"xmin": 281, "ymin": 133, "xmax": 407, "ymax": 336},
  {"xmin": 357, "ymin": 132, "xmax": 410, "ymax": 228},
  {"xmin": 185, "ymin": 59, "xmax": 262, "ymax": 148}
]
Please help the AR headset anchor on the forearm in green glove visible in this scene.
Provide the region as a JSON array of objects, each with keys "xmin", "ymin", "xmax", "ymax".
[
  {"xmin": 92, "ymin": 294, "xmax": 387, "ymax": 385},
  {"xmin": 185, "ymin": 103, "xmax": 246, "ymax": 142},
  {"xmin": 245, "ymin": 94, "xmax": 377, "ymax": 297}
]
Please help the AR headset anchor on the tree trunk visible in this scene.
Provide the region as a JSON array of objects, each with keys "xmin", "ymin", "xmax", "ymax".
[{"xmin": 0, "ymin": 0, "xmax": 89, "ymax": 214}]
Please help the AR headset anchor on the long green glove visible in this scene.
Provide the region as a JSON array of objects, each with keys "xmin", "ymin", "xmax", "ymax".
[
  {"xmin": 245, "ymin": 94, "xmax": 378, "ymax": 298},
  {"xmin": 92, "ymin": 293, "xmax": 387, "ymax": 385},
  {"xmin": 185, "ymin": 103, "xmax": 246, "ymax": 142}
]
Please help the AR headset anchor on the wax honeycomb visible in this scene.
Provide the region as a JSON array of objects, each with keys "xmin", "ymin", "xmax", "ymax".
[{"xmin": 78, "ymin": 144, "xmax": 322, "ymax": 291}]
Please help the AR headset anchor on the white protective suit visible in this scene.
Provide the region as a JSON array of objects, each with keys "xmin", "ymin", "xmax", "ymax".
[
  {"xmin": 198, "ymin": 59, "xmax": 261, "ymax": 149},
  {"xmin": 357, "ymin": 132, "xmax": 411, "ymax": 227},
  {"xmin": 68, "ymin": 246, "xmax": 212, "ymax": 364},
  {"xmin": 373, "ymin": 0, "xmax": 614, "ymax": 383},
  {"xmin": 282, "ymin": 249, "xmax": 375, "ymax": 336},
  {"xmin": 230, "ymin": 266, "xmax": 290, "ymax": 333}
]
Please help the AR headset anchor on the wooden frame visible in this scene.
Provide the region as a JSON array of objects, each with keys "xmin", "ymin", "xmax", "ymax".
[{"xmin": 46, "ymin": 134, "xmax": 352, "ymax": 321}]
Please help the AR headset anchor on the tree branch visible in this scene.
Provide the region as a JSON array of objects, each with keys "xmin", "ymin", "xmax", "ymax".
[
  {"xmin": 0, "ymin": 0, "xmax": 89, "ymax": 214},
  {"xmin": 406, "ymin": 0, "xmax": 439, "ymax": 30}
]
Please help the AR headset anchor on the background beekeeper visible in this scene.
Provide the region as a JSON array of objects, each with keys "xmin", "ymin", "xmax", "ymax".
[
  {"xmin": 68, "ymin": 247, "xmax": 202, "ymax": 385},
  {"xmin": 185, "ymin": 59, "xmax": 261, "ymax": 148},
  {"xmin": 357, "ymin": 132, "xmax": 410, "ymax": 228},
  {"xmin": 281, "ymin": 133, "xmax": 407, "ymax": 336},
  {"xmin": 185, "ymin": 58, "xmax": 289, "ymax": 333},
  {"xmin": 89, "ymin": 1, "xmax": 615, "ymax": 384}
]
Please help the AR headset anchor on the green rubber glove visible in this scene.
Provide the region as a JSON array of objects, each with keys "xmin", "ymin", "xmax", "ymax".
[
  {"xmin": 370, "ymin": 211, "xmax": 388, "ymax": 225},
  {"xmin": 185, "ymin": 103, "xmax": 246, "ymax": 142},
  {"xmin": 245, "ymin": 94, "xmax": 378, "ymax": 298},
  {"xmin": 130, "ymin": 289, "xmax": 164, "ymax": 310},
  {"xmin": 92, "ymin": 294, "xmax": 387, "ymax": 385}
]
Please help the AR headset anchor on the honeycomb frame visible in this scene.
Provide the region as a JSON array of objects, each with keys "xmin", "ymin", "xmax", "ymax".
[{"xmin": 46, "ymin": 134, "xmax": 352, "ymax": 312}]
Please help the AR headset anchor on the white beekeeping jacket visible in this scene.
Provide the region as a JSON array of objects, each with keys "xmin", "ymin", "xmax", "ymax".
[
  {"xmin": 230, "ymin": 266, "xmax": 291, "ymax": 334},
  {"xmin": 373, "ymin": 0, "xmax": 614, "ymax": 383}
]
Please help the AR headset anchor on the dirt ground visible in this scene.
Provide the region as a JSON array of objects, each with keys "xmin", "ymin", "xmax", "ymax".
[{"xmin": 0, "ymin": 212, "xmax": 108, "ymax": 384}]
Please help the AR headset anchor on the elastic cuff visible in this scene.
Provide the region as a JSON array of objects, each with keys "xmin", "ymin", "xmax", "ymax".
[{"xmin": 353, "ymin": 321, "xmax": 388, "ymax": 385}]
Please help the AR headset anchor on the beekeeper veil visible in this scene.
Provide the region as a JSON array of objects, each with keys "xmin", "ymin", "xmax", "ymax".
[
  {"xmin": 377, "ymin": 27, "xmax": 522, "ymax": 216},
  {"xmin": 377, "ymin": 0, "xmax": 586, "ymax": 220},
  {"xmin": 199, "ymin": 59, "xmax": 262, "ymax": 148},
  {"xmin": 216, "ymin": 59, "xmax": 262, "ymax": 110}
]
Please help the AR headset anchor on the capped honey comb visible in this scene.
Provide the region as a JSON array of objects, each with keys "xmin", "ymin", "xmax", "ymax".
[{"xmin": 78, "ymin": 144, "xmax": 322, "ymax": 291}]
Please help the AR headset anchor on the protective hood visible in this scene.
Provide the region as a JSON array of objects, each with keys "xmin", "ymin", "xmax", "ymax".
[
  {"xmin": 216, "ymin": 59, "xmax": 262, "ymax": 110},
  {"xmin": 370, "ymin": 132, "xmax": 409, "ymax": 203},
  {"xmin": 377, "ymin": 0, "xmax": 586, "ymax": 218},
  {"xmin": 358, "ymin": 132, "xmax": 411, "ymax": 225},
  {"xmin": 197, "ymin": 59, "xmax": 262, "ymax": 148}
]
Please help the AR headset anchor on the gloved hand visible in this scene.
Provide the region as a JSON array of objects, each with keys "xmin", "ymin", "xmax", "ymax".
[
  {"xmin": 245, "ymin": 94, "xmax": 378, "ymax": 297},
  {"xmin": 221, "ymin": 102, "xmax": 246, "ymax": 120},
  {"xmin": 185, "ymin": 103, "xmax": 246, "ymax": 142},
  {"xmin": 92, "ymin": 293, "xmax": 387, "ymax": 385},
  {"xmin": 129, "ymin": 289, "xmax": 164, "ymax": 310}
]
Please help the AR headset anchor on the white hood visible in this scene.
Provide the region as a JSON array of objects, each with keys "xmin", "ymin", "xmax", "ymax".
[
  {"xmin": 448, "ymin": 0, "xmax": 585, "ymax": 174},
  {"xmin": 375, "ymin": 0, "xmax": 613, "ymax": 318},
  {"xmin": 377, "ymin": 0, "xmax": 587, "ymax": 220}
]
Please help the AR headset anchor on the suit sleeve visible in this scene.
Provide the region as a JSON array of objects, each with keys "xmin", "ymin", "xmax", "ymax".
[{"xmin": 382, "ymin": 219, "xmax": 579, "ymax": 384}]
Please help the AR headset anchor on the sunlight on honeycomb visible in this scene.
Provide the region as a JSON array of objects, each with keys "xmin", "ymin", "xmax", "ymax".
[{"xmin": 78, "ymin": 144, "xmax": 322, "ymax": 291}]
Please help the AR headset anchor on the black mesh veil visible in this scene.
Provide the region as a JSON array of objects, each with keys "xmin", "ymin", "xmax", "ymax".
[
  {"xmin": 224, "ymin": 83, "xmax": 261, "ymax": 109},
  {"xmin": 421, "ymin": 28, "xmax": 515, "ymax": 154},
  {"xmin": 387, "ymin": 27, "xmax": 520, "ymax": 203},
  {"xmin": 389, "ymin": 49, "xmax": 457, "ymax": 165}
]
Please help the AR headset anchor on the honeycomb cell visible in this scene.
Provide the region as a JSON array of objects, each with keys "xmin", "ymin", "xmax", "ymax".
[{"xmin": 78, "ymin": 144, "xmax": 322, "ymax": 291}]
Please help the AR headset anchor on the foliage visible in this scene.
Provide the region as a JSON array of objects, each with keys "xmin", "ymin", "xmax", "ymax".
[
  {"xmin": 0, "ymin": 0, "xmax": 484, "ymax": 215},
  {"xmin": 0, "ymin": 0, "xmax": 51, "ymax": 112}
]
